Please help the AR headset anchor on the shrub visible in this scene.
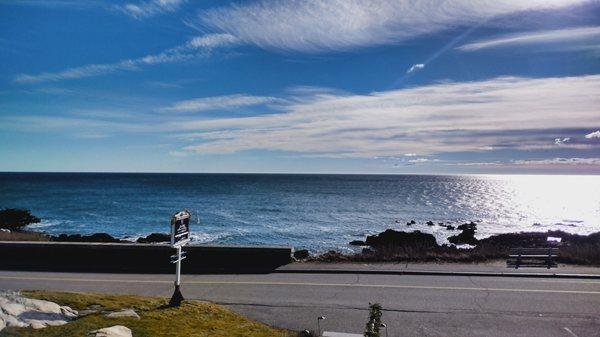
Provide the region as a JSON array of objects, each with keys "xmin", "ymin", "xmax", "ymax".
[
  {"xmin": 364, "ymin": 302, "xmax": 382, "ymax": 337},
  {"xmin": 0, "ymin": 208, "xmax": 41, "ymax": 231}
]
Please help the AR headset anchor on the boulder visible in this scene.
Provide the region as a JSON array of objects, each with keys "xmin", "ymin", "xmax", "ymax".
[
  {"xmin": 364, "ymin": 229, "xmax": 438, "ymax": 249},
  {"xmin": 445, "ymin": 225, "xmax": 455, "ymax": 230},
  {"xmin": 349, "ymin": 240, "xmax": 367, "ymax": 246},
  {"xmin": 104, "ymin": 309, "xmax": 140, "ymax": 320},
  {"xmin": 448, "ymin": 228, "xmax": 478, "ymax": 245},
  {"xmin": 426, "ymin": 221, "xmax": 435, "ymax": 226},
  {"xmin": 0, "ymin": 291, "xmax": 77, "ymax": 331},
  {"xmin": 0, "ymin": 209, "xmax": 41, "ymax": 231},
  {"xmin": 293, "ymin": 249, "xmax": 310, "ymax": 260},
  {"xmin": 136, "ymin": 233, "xmax": 170, "ymax": 243},
  {"xmin": 87, "ymin": 325, "xmax": 132, "ymax": 337},
  {"xmin": 457, "ymin": 221, "xmax": 477, "ymax": 231}
]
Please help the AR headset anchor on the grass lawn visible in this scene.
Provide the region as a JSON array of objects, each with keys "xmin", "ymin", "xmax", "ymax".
[{"xmin": 0, "ymin": 290, "xmax": 293, "ymax": 337}]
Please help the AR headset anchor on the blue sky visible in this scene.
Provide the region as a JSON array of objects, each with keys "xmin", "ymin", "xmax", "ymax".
[{"xmin": 0, "ymin": 0, "xmax": 599, "ymax": 174}]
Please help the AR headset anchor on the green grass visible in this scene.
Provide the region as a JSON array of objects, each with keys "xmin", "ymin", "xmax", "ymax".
[{"xmin": 0, "ymin": 291, "xmax": 293, "ymax": 337}]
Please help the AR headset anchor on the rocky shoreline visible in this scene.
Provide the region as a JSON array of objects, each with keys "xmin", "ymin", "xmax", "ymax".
[
  {"xmin": 2, "ymin": 208, "xmax": 599, "ymax": 266},
  {"xmin": 303, "ymin": 224, "xmax": 600, "ymax": 265}
]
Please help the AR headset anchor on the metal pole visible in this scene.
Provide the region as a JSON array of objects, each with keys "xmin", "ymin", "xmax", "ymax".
[
  {"xmin": 176, "ymin": 245, "xmax": 181, "ymax": 286},
  {"xmin": 169, "ymin": 245, "xmax": 184, "ymax": 307}
]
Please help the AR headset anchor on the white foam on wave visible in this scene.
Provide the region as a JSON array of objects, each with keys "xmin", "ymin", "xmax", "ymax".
[
  {"xmin": 25, "ymin": 219, "xmax": 61, "ymax": 230},
  {"xmin": 189, "ymin": 232, "xmax": 225, "ymax": 244}
]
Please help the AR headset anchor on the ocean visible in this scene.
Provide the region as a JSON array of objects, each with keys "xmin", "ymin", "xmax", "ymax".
[{"xmin": 1, "ymin": 173, "xmax": 598, "ymax": 252}]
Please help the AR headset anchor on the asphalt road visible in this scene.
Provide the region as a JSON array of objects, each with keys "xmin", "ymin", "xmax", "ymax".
[{"xmin": 1, "ymin": 271, "xmax": 599, "ymax": 337}]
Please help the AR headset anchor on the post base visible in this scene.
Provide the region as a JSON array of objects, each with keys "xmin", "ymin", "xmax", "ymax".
[{"xmin": 169, "ymin": 284, "xmax": 184, "ymax": 307}]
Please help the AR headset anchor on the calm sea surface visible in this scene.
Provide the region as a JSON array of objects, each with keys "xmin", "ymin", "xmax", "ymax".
[{"xmin": 1, "ymin": 173, "xmax": 598, "ymax": 251}]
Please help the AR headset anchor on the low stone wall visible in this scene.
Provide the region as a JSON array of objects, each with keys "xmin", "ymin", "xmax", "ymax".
[{"xmin": 0, "ymin": 241, "xmax": 292, "ymax": 274}]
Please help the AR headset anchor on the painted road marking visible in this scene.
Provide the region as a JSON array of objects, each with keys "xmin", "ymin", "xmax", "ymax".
[
  {"xmin": 1, "ymin": 275, "xmax": 599, "ymax": 295},
  {"xmin": 563, "ymin": 327, "xmax": 579, "ymax": 337}
]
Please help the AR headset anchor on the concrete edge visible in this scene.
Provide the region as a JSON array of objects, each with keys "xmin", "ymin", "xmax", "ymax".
[{"xmin": 274, "ymin": 268, "xmax": 600, "ymax": 279}]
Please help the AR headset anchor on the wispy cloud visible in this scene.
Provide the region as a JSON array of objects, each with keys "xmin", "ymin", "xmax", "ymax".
[
  {"xmin": 14, "ymin": 60, "xmax": 139, "ymax": 85},
  {"xmin": 116, "ymin": 0, "xmax": 185, "ymax": 19},
  {"xmin": 512, "ymin": 157, "xmax": 600, "ymax": 166},
  {"xmin": 457, "ymin": 26, "xmax": 600, "ymax": 51},
  {"xmin": 13, "ymin": 33, "xmax": 238, "ymax": 84},
  {"xmin": 406, "ymin": 63, "xmax": 424, "ymax": 74},
  {"xmin": 198, "ymin": 0, "xmax": 588, "ymax": 53},
  {"xmin": 173, "ymin": 75, "xmax": 600, "ymax": 157},
  {"xmin": 407, "ymin": 158, "xmax": 439, "ymax": 164},
  {"xmin": 162, "ymin": 94, "xmax": 279, "ymax": 113},
  {"xmin": 585, "ymin": 130, "xmax": 600, "ymax": 139}
]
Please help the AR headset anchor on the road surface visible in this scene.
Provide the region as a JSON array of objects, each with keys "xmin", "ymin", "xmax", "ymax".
[{"xmin": 0, "ymin": 270, "xmax": 598, "ymax": 337}]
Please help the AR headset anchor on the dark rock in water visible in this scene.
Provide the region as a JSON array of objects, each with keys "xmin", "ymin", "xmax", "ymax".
[
  {"xmin": 478, "ymin": 230, "xmax": 600, "ymax": 248},
  {"xmin": 457, "ymin": 221, "xmax": 477, "ymax": 231},
  {"xmin": 293, "ymin": 249, "xmax": 310, "ymax": 260},
  {"xmin": 349, "ymin": 240, "xmax": 367, "ymax": 246},
  {"xmin": 448, "ymin": 228, "xmax": 478, "ymax": 245},
  {"xmin": 137, "ymin": 233, "xmax": 170, "ymax": 243},
  {"xmin": 410, "ymin": 220, "xmax": 416, "ymax": 224},
  {"xmin": 438, "ymin": 222, "xmax": 444, "ymax": 225},
  {"xmin": 52, "ymin": 233, "xmax": 125, "ymax": 243},
  {"xmin": 0, "ymin": 209, "xmax": 41, "ymax": 231},
  {"xmin": 445, "ymin": 225, "xmax": 455, "ymax": 230},
  {"xmin": 406, "ymin": 221, "xmax": 412, "ymax": 226},
  {"xmin": 426, "ymin": 221, "xmax": 435, "ymax": 226},
  {"xmin": 318, "ymin": 250, "xmax": 349, "ymax": 262},
  {"xmin": 365, "ymin": 229, "xmax": 438, "ymax": 249},
  {"xmin": 87, "ymin": 233, "xmax": 121, "ymax": 242}
]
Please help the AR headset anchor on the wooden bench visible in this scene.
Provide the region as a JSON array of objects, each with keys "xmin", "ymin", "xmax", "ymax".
[{"xmin": 507, "ymin": 247, "xmax": 559, "ymax": 269}]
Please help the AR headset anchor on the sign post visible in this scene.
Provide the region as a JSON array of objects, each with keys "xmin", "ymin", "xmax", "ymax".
[{"xmin": 169, "ymin": 210, "xmax": 190, "ymax": 307}]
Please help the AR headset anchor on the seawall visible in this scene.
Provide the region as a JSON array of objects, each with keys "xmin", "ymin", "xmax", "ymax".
[{"xmin": 0, "ymin": 241, "xmax": 292, "ymax": 274}]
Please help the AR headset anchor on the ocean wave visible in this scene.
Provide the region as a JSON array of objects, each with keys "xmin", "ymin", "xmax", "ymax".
[{"xmin": 25, "ymin": 219, "xmax": 61, "ymax": 230}]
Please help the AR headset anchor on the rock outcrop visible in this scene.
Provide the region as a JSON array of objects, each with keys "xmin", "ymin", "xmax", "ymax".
[
  {"xmin": 0, "ymin": 209, "xmax": 41, "ymax": 231},
  {"xmin": 52, "ymin": 233, "xmax": 127, "ymax": 243},
  {"xmin": 0, "ymin": 291, "xmax": 77, "ymax": 331},
  {"xmin": 87, "ymin": 325, "xmax": 133, "ymax": 337},
  {"xmin": 293, "ymin": 249, "xmax": 310, "ymax": 260},
  {"xmin": 136, "ymin": 233, "xmax": 170, "ymax": 243},
  {"xmin": 364, "ymin": 229, "xmax": 438, "ymax": 249}
]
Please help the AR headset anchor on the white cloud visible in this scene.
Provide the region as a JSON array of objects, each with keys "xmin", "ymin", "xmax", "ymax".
[
  {"xmin": 174, "ymin": 75, "xmax": 600, "ymax": 157},
  {"xmin": 457, "ymin": 26, "xmax": 600, "ymax": 51},
  {"xmin": 162, "ymin": 94, "xmax": 278, "ymax": 113},
  {"xmin": 407, "ymin": 158, "xmax": 439, "ymax": 164},
  {"xmin": 406, "ymin": 63, "xmax": 424, "ymax": 74},
  {"xmin": 14, "ymin": 60, "xmax": 138, "ymax": 84},
  {"xmin": 13, "ymin": 33, "xmax": 237, "ymax": 84},
  {"xmin": 585, "ymin": 130, "xmax": 600, "ymax": 139},
  {"xmin": 554, "ymin": 137, "xmax": 570, "ymax": 145},
  {"xmin": 116, "ymin": 0, "xmax": 185, "ymax": 19},
  {"xmin": 199, "ymin": 0, "xmax": 588, "ymax": 53},
  {"xmin": 512, "ymin": 158, "xmax": 600, "ymax": 166},
  {"xmin": 188, "ymin": 33, "xmax": 240, "ymax": 49}
]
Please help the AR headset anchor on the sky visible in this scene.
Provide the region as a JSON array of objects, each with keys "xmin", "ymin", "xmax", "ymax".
[{"xmin": 0, "ymin": 0, "xmax": 599, "ymax": 174}]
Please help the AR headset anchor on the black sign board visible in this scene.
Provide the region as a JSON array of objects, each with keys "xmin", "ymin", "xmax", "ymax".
[{"xmin": 171, "ymin": 210, "xmax": 190, "ymax": 247}]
